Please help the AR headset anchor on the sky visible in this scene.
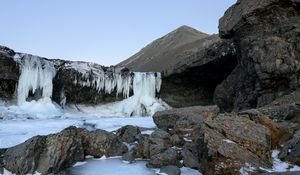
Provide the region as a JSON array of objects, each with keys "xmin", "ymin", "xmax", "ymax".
[{"xmin": 0, "ymin": 0, "xmax": 236, "ymax": 66}]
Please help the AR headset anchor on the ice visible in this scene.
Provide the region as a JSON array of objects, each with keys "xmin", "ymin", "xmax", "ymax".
[
  {"xmin": 71, "ymin": 72, "xmax": 169, "ymax": 117},
  {"xmin": 15, "ymin": 54, "xmax": 56, "ymax": 105},
  {"xmin": 66, "ymin": 158, "xmax": 202, "ymax": 175}
]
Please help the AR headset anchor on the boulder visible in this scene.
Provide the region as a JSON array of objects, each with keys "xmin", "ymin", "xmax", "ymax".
[
  {"xmin": 0, "ymin": 126, "xmax": 128, "ymax": 174},
  {"xmin": 36, "ymin": 127, "xmax": 85, "ymax": 174},
  {"xmin": 79, "ymin": 128, "xmax": 127, "ymax": 158},
  {"xmin": 153, "ymin": 105, "xmax": 219, "ymax": 129},
  {"xmin": 150, "ymin": 129, "xmax": 170, "ymax": 140},
  {"xmin": 0, "ymin": 136, "xmax": 46, "ymax": 175},
  {"xmin": 147, "ymin": 148, "xmax": 181, "ymax": 168},
  {"xmin": 215, "ymin": 0, "xmax": 300, "ymax": 112},
  {"xmin": 116, "ymin": 125, "xmax": 141, "ymax": 143},
  {"xmin": 122, "ymin": 149, "xmax": 136, "ymax": 163}
]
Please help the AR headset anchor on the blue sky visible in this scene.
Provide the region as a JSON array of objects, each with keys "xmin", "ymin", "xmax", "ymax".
[{"xmin": 1, "ymin": 0, "xmax": 236, "ymax": 66}]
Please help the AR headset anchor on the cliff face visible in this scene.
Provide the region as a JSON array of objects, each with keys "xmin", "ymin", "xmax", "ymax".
[{"xmin": 214, "ymin": 0, "xmax": 300, "ymax": 112}]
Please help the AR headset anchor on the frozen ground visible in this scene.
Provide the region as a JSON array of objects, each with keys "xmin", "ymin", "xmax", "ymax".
[{"xmin": 0, "ymin": 100, "xmax": 299, "ymax": 175}]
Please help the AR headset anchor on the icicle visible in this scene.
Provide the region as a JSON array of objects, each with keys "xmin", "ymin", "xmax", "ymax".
[{"xmin": 16, "ymin": 54, "xmax": 56, "ymax": 105}]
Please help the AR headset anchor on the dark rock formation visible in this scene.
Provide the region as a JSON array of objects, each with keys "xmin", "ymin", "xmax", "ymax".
[
  {"xmin": 215, "ymin": 0, "xmax": 300, "ymax": 112},
  {"xmin": 0, "ymin": 48, "xmax": 19, "ymax": 100}
]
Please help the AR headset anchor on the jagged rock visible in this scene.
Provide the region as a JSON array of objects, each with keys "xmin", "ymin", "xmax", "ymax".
[
  {"xmin": 159, "ymin": 165, "xmax": 181, "ymax": 175},
  {"xmin": 79, "ymin": 128, "xmax": 127, "ymax": 158},
  {"xmin": 279, "ymin": 130, "xmax": 300, "ymax": 166},
  {"xmin": 116, "ymin": 125, "xmax": 141, "ymax": 143},
  {"xmin": 147, "ymin": 148, "xmax": 181, "ymax": 168},
  {"xmin": 136, "ymin": 136, "xmax": 151, "ymax": 159},
  {"xmin": 215, "ymin": 0, "xmax": 300, "ymax": 112},
  {"xmin": 153, "ymin": 105, "xmax": 219, "ymax": 129},
  {"xmin": 259, "ymin": 172, "xmax": 300, "ymax": 175},
  {"xmin": 182, "ymin": 134, "xmax": 208, "ymax": 170},
  {"xmin": 205, "ymin": 115, "xmax": 272, "ymax": 163}
]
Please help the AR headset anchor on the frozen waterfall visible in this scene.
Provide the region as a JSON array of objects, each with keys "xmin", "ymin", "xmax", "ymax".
[
  {"xmin": 15, "ymin": 54, "xmax": 56, "ymax": 105},
  {"xmin": 13, "ymin": 56, "xmax": 168, "ymax": 116}
]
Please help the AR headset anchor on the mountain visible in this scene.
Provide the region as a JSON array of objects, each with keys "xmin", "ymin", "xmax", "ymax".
[{"xmin": 117, "ymin": 25, "xmax": 211, "ymax": 75}]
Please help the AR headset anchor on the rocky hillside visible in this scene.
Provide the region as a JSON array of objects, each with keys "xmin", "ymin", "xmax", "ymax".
[{"xmin": 117, "ymin": 25, "xmax": 209, "ymax": 75}]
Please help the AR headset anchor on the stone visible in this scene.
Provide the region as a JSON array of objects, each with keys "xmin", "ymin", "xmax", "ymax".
[
  {"xmin": 147, "ymin": 148, "xmax": 181, "ymax": 168},
  {"xmin": 159, "ymin": 165, "xmax": 181, "ymax": 175},
  {"xmin": 0, "ymin": 136, "xmax": 46, "ymax": 175},
  {"xmin": 79, "ymin": 128, "xmax": 127, "ymax": 158},
  {"xmin": 36, "ymin": 127, "xmax": 85, "ymax": 174},
  {"xmin": 116, "ymin": 125, "xmax": 141, "ymax": 143},
  {"xmin": 279, "ymin": 130, "xmax": 300, "ymax": 165},
  {"xmin": 205, "ymin": 115, "xmax": 272, "ymax": 164},
  {"xmin": 150, "ymin": 129, "xmax": 170, "ymax": 140},
  {"xmin": 153, "ymin": 105, "xmax": 219, "ymax": 129},
  {"xmin": 122, "ymin": 149, "xmax": 136, "ymax": 163},
  {"xmin": 170, "ymin": 134, "xmax": 185, "ymax": 147}
]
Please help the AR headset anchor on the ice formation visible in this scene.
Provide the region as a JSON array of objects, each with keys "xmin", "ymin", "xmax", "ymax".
[
  {"xmin": 65, "ymin": 62, "xmax": 132, "ymax": 98},
  {"xmin": 15, "ymin": 54, "xmax": 56, "ymax": 105},
  {"xmin": 71, "ymin": 72, "xmax": 168, "ymax": 116},
  {"xmin": 13, "ymin": 55, "xmax": 167, "ymax": 116}
]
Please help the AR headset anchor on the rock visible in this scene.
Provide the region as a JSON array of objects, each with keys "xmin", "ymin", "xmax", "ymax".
[
  {"xmin": 36, "ymin": 127, "xmax": 85, "ymax": 174},
  {"xmin": 122, "ymin": 149, "xmax": 136, "ymax": 163},
  {"xmin": 159, "ymin": 165, "xmax": 181, "ymax": 175},
  {"xmin": 147, "ymin": 148, "xmax": 181, "ymax": 168},
  {"xmin": 215, "ymin": 0, "xmax": 300, "ymax": 112},
  {"xmin": 239, "ymin": 111, "xmax": 292, "ymax": 148},
  {"xmin": 0, "ymin": 126, "xmax": 128, "ymax": 174},
  {"xmin": 0, "ymin": 53, "xmax": 19, "ymax": 100},
  {"xmin": 0, "ymin": 136, "xmax": 46, "ymax": 175},
  {"xmin": 116, "ymin": 125, "xmax": 141, "ymax": 143},
  {"xmin": 79, "ymin": 128, "xmax": 127, "ymax": 158},
  {"xmin": 182, "ymin": 135, "xmax": 208, "ymax": 170},
  {"xmin": 279, "ymin": 130, "xmax": 300, "ymax": 165},
  {"xmin": 153, "ymin": 105, "xmax": 219, "ymax": 129},
  {"xmin": 150, "ymin": 129, "xmax": 170, "ymax": 140},
  {"xmin": 170, "ymin": 134, "xmax": 185, "ymax": 147},
  {"xmin": 136, "ymin": 136, "xmax": 151, "ymax": 159},
  {"xmin": 205, "ymin": 115, "xmax": 272, "ymax": 164}
]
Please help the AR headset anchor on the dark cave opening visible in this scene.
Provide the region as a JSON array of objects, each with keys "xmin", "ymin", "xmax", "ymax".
[{"xmin": 159, "ymin": 55, "xmax": 238, "ymax": 108}]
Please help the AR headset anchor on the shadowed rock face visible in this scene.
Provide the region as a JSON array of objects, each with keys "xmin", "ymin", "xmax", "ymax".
[
  {"xmin": 0, "ymin": 48, "xmax": 19, "ymax": 100},
  {"xmin": 215, "ymin": 0, "xmax": 300, "ymax": 112}
]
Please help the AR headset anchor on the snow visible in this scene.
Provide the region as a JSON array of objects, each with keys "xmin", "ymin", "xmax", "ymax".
[{"xmin": 260, "ymin": 150, "xmax": 300, "ymax": 172}]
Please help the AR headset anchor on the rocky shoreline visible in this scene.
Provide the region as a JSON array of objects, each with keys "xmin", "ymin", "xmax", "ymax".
[{"xmin": 0, "ymin": 102, "xmax": 299, "ymax": 175}]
